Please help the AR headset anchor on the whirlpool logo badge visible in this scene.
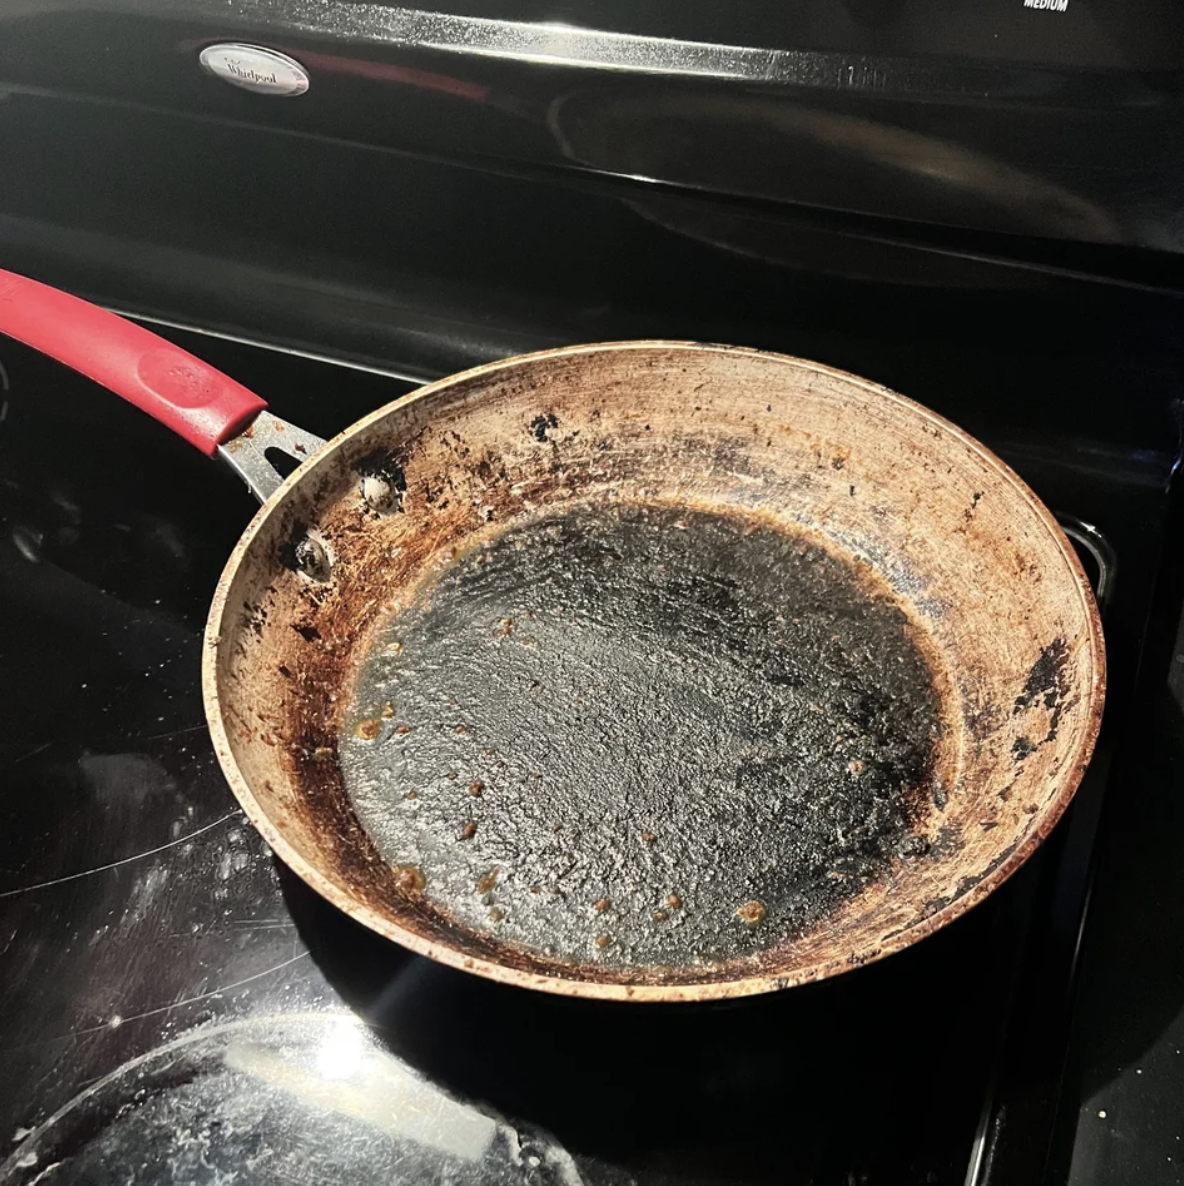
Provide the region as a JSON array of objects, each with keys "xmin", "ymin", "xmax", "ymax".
[
  {"xmin": 198, "ymin": 44, "xmax": 310, "ymax": 96},
  {"xmin": 1024, "ymin": 0, "xmax": 1068, "ymax": 9}
]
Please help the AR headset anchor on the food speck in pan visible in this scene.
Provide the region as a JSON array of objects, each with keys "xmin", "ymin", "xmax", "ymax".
[{"xmin": 340, "ymin": 500, "xmax": 952, "ymax": 967}]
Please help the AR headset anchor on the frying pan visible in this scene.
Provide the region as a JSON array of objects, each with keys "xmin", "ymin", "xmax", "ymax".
[{"xmin": 0, "ymin": 268, "xmax": 1104, "ymax": 1002}]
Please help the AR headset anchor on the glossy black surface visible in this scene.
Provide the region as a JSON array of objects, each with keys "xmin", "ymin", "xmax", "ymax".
[
  {"xmin": 3, "ymin": 87, "xmax": 1184, "ymax": 383},
  {"xmin": 1050, "ymin": 550, "xmax": 1184, "ymax": 1186},
  {"xmin": 1, "ymin": 0, "xmax": 1184, "ymax": 266},
  {"xmin": 0, "ymin": 253, "xmax": 1178, "ymax": 1182}
]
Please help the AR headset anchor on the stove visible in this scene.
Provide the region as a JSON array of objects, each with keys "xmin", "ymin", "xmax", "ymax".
[
  {"xmin": 2, "ymin": 7, "xmax": 1184, "ymax": 1180},
  {"xmin": 0, "ymin": 269, "xmax": 1178, "ymax": 1183}
]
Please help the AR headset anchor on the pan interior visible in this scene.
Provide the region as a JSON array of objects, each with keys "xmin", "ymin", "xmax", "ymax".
[{"xmin": 339, "ymin": 499, "xmax": 954, "ymax": 969}]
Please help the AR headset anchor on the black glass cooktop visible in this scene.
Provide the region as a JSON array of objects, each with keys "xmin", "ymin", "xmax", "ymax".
[{"xmin": 0, "ymin": 315, "xmax": 1175, "ymax": 1186}]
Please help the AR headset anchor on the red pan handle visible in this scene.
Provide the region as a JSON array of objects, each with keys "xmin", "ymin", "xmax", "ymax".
[{"xmin": 0, "ymin": 267, "xmax": 267, "ymax": 456}]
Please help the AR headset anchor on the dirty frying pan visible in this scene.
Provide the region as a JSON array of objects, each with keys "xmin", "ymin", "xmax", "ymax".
[{"xmin": 0, "ymin": 268, "xmax": 1104, "ymax": 1002}]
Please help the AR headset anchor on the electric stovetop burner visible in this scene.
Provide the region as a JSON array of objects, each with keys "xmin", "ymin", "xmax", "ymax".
[{"xmin": 4, "ymin": 1013, "xmax": 584, "ymax": 1186}]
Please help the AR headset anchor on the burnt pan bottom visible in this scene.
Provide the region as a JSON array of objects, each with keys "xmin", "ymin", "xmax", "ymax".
[{"xmin": 340, "ymin": 500, "xmax": 949, "ymax": 969}]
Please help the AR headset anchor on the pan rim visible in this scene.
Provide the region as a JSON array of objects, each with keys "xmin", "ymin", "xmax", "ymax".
[{"xmin": 202, "ymin": 340, "xmax": 1106, "ymax": 1002}]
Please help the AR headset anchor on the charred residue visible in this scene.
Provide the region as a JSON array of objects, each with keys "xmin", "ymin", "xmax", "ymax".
[
  {"xmin": 529, "ymin": 413, "xmax": 559, "ymax": 442},
  {"xmin": 1014, "ymin": 637, "xmax": 1070, "ymax": 743},
  {"xmin": 339, "ymin": 500, "xmax": 950, "ymax": 969},
  {"xmin": 475, "ymin": 450, "xmax": 509, "ymax": 485},
  {"xmin": 963, "ymin": 491, "xmax": 983, "ymax": 522},
  {"xmin": 1012, "ymin": 735, "xmax": 1036, "ymax": 760}
]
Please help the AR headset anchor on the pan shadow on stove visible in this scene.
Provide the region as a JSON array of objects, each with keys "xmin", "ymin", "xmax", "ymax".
[{"xmin": 281, "ymin": 861, "xmax": 1000, "ymax": 1184}]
